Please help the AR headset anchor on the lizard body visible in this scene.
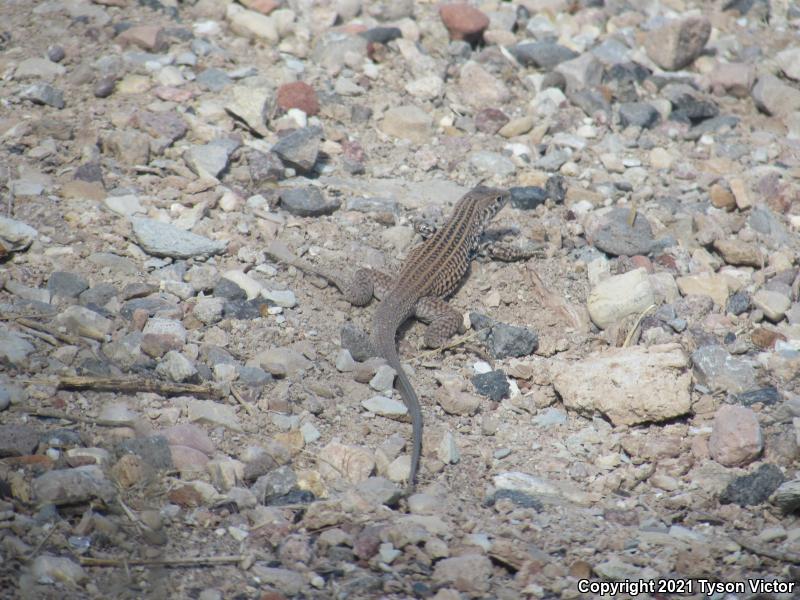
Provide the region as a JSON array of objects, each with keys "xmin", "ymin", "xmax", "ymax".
[{"xmin": 271, "ymin": 185, "xmax": 511, "ymax": 489}]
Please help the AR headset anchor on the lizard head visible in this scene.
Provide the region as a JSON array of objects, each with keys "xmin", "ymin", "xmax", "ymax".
[{"xmin": 469, "ymin": 185, "xmax": 510, "ymax": 226}]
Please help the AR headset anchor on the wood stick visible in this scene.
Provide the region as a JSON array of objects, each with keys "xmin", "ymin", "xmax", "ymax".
[
  {"xmin": 230, "ymin": 385, "xmax": 255, "ymax": 416},
  {"xmin": 55, "ymin": 375, "xmax": 223, "ymax": 398},
  {"xmin": 79, "ymin": 555, "xmax": 247, "ymax": 568}
]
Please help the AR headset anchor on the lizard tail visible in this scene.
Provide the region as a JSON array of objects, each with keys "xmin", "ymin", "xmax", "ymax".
[{"xmin": 373, "ymin": 310, "xmax": 421, "ymax": 492}]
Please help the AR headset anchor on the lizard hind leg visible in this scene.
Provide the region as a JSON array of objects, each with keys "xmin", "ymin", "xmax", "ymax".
[
  {"xmin": 415, "ymin": 296, "xmax": 465, "ymax": 349},
  {"xmin": 340, "ymin": 268, "xmax": 376, "ymax": 306}
]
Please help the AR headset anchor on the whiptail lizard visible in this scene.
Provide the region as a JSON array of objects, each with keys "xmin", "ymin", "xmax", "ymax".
[{"xmin": 269, "ymin": 185, "xmax": 511, "ymax": 490}]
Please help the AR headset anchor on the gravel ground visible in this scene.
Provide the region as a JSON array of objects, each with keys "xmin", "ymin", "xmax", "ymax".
[{"xmin": 2, "ymin": 0, "xmax": 800, "ymax": 598}]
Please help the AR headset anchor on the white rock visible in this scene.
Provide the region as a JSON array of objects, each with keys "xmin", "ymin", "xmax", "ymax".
[
  {"xmin": 188, "ymin": 399, "xmax": 242, "ymax": 432},
  {"xmin": 222, "ymin": 270, "xmax": 267, "ymax": 300},
  {"xmin": 362, "ymin": 395, "xmax": 408, "ymax": 417},
  {"xmin": 551, "ymin": 343, "xmax": 691, "ymax": 426},
  {"xmin": 225, "ymin": 84, "xmax": 272, "ymax": 136},
  {"xmin": 436, "ymin": 431, "xmax": 460, "ymax": 464},
  {"xmin": 587, "ymin": 268, "xmax": 656, "ymax": 329},
  {"xmin": 404, "ymin": 75, "xmax": 444, "ymax": 100},
  {"xmin": 55, "ymin": 305, "xmax": 112, "ymax": 340},
  {"xmin": 226, "ymin": 4, "xmax": 278, "ymax": 43}
]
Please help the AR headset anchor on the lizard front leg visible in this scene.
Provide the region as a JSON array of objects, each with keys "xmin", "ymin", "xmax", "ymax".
[
  {"xmin": 477, "ymin": 239, "xmax": 544, "ymax": 262},
  {"xmin": 415, "ymin": 296, "xmax": 466, "ymax": 349}
]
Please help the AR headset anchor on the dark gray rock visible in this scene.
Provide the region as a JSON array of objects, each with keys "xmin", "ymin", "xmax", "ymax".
[
  {"xmin": 21, "ymin": 83, "xmax": 65, "ymax": 108},
  {"xmin": 0, "ymin": 424, "xmax": 40, "ymax": 457},
  {"xmin": 726, "ymin": 291, "xmax": 751, "ymax": 315},
  {"xmin": 214, "ymin": 278, "xmax": 247, "ymax": 301},
  {"xmin": 79, "ymin": 283, "xmax": 118, "ymax": 308},
  {"xmin": 486, "ymin": 489, "xmax": 543, "ymax": 510},
  {"xmin": 196, "ymin": 68, "xmax": 231, "ymax": 91},
  {"xmin": 536, "ymin": 149, "xmax": 570, "ymax": 171},
  {"xmin": 591, "ymin": 207, "xmax": 655, "ymax": 256},
  {"xmin": 39, "ymin": 428, "xmax": 83, "ymax": 450},
  {"xmin": 485, "ymin": 323, "xmax": 539, "ymax": 359},
  {"xmin": 94, "ymin": 76, "xmax": 116, "ymax": 98},
  {"xmin": 48, "ymin": 271, "xmax": 89, "ymax": 299},
  {"xmin": 252, "ymin": 465, "xmax": 298, "ymax": 504},
  {"xmin": 511, "ymin": 41, "xmax": 578, "ymax": 69},
  {"xmin": 120, "ymin": 296, "xmax": 177, "ymax": 319},
  {"xmin": 31, "ymin": 465, "xmax": 116, "ymax": 505},
  {"xmin": 116, "ymin": 436, "xmax": 174, "ymax": 470},
  {"xmin": 279, "ymin": 187, "xmax": 340, "ymax": 217},
  {"xmin": 471, "ymin": 370, "xmax": 510, "ymax": 401},
  {"xmin": 248, "ymin": 150, "xmax": 284, "ymax": 185},
  {"xmin": 341, "ymin": 323, "xmax": 373, "ymax": 362},
  {"xmin": 73, "ymin": 162, "xmax": 104, "ymax": 184},
  {"xmin": 546, "ymin": 175, "xmax": 567, "ymax": 204},
  {"xmin": 687, "ymin": 115, "xmax": 739, "ymax": 140},
  {"xmin": 359, "ymin": 27, "xmax": 402, "ymax": 44},
  {"xmin": 223, "ymin": 298, "xmax": 271, "ymax": 319},
  {"xmin": 131, "ymin": 218, "xmax": 227, "ymax": 259},
  {"xmin": 237, "ymin": 365, "xmax": 272, "ymax": 387},
  {"xmin": 272, "ymin": 126, "xmax": 322, "ymax": 172},
  {"xmin": 567, "ymin": 88, "xmax": 611, "ymax": 116},
  {"xmin": 133, "ymin": 110, "xmax": 188, "ymax": 145},
  {"xmin": 736, "ymin": 387, "xmax": 780, "ymax": 407},
  {"xmin": 719, "ymin": 463, "xmax": 785, "ymax": 506},
  {"xmin": 202, "ymin": 345, "xmax": 235, "ymax": 366},
  {"xmin": 509, "ymin": 186, "xmax": 547, "ymax": 210},
  {"xmin": 605, "ymin": 62, "xmax": 650, "ymax": 86},
  {"xmin": 692, "ymin": 345, "xmax": 757, "ymax": 394},
  {"xmin": 47, "ymin": 45, "xmax": 66, "ymax": 62},
  {"xmin": 618, "ymin": 102, "xmax": 660, "ymax": 128}
]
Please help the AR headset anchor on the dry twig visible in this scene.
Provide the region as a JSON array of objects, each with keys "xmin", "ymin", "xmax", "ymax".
[
  {"xmin": 230, "ymin": 385, "xmax": 255, "ymax": 416},
  {"xmin": 54, "ymin": 375, "xmax": 223, "ymax": 398},
  {"xmin": 622, "ymin": 304, "xmax": 656, "ymax": 348}
]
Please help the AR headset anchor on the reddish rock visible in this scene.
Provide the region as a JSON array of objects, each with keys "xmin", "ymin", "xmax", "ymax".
[
  {"xmin": 341, "ymin": 139, "xmax": 366, "ymax": 174},
  {"xmin": 630, "ymin": 255, "xmax": 653, "ymax": 273},
  {"xmin": 708, "ymin": 404, "xmax": 763, "ymax": 467},
  {"xmin": 239, "ymin": 0, "xmax": 279, "ymax": 15},
  {"xmin": 168, "ymin": 483, "xmax": 203, "ymax": 507},
  {"xmin": 644, "ymin": 16, "xmax": 710, "ymax": 71},
  {"xmin": 117, "ymin": 25, "xmax": 167, "ymax": 52},
  {"xmin": 710, "ymin": 62, "xmax": 755, "ymax": 98},
  {"xmin": 439, "ymin": 3, "xmax": 489, "ymax": 44},
  {"xmin": 169, "ymin": 445, "xmax": 210, "ymax": 472},
  {"xmin": 153, "ymin": 86, "xmax": 194, "ymax": 103},
  {"xmin": 161, "ymin": 423, "xmax": 215, "ymax": 455},
  {"xmin": 141, "ymin": 333, "xmax": 183, "ymax": 358},
  {"xmin": 474, "ymin": 108, "xmax": 509, "ymax": 134},
  {"xmin": 276, "ymin": 81, "xmax": 320, "ymax": 116}
]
